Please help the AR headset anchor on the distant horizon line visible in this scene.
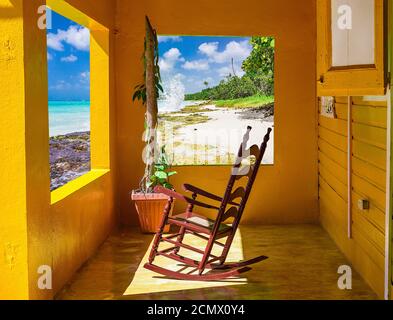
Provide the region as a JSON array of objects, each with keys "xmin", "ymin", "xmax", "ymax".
[{"xmin": 49, "ymin": 100, "xmax": 90, "ymax": 102}]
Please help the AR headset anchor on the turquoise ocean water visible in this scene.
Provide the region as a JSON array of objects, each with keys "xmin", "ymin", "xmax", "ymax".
[
  {"xmin": 49, "ymin": 101, "xmax": 90, "ymax": 137},
  {"xmin": 48, "ymin": 100, "xmax": 201, "ymax": 137}
]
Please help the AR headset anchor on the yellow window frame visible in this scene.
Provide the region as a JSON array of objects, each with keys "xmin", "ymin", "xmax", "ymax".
[
  {"xmin": 317, "ymin": 0, "xmax": 387, "ymax": 96},
  {"xmin": 47, "ymin": 0, "xmax": 110, "ymax": 204}
]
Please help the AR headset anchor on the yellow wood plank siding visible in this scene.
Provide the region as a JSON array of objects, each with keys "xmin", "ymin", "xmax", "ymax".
[{"xmin": 318, "ymin": 96, "xmax": 387, "ymax": 298}]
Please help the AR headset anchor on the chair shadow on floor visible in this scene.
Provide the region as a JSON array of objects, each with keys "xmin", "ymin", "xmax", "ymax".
[
  {"xmin": 121, "ymin": 226, "xmax": 254, "ymax": 299},
  {"xmin": 57, "ymin": 225, "xmax": 378, "ymax": 300}
]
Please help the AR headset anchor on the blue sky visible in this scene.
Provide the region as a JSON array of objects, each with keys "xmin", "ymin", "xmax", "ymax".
[
  {"xmin": 158, "ymin": 36, "xmax": 252, "ymax": 94},
  {"xmin": 47, "ymin": 9, "xmax": 90, "ymax": 101},
  {"xmin": 46, "ymin": 12, "xmax": 251, "ymax": 100}
]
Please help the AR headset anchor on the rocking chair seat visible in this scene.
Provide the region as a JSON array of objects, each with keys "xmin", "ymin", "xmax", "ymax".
[{"xmin": 169, "ymin": 212, "xmax": 232, "ymax": 235}]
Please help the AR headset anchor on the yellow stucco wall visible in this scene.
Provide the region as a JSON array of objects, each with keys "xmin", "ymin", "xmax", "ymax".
[
  {"xmin": 0, "ymin": 0, "xmax": 117, "ymax": 299},
  {"xmin": 115, "ymin": 0, "xmax": 319, "ymax": 225},
  {"xmin": 0, "ymin": 0, "xmax": 30, "ymax": 299}
]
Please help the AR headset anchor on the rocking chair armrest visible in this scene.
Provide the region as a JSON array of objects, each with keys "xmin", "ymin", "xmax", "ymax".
[
  {"xmin": 183, "ymin": 183, "xmax": 223, "ymax": 202},
  {"xmin": 154, "ymin": 186, "xmax": 185, "ymax": 201},
  {"xmin": 154, "ymin": 186, "xmax": 220, "ymax": 210},
  {"xmin": 183, "ymin": 183, "xmax": 240, "ymax": 206}
]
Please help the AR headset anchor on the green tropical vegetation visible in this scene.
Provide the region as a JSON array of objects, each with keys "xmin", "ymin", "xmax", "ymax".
[
  {"xmin": 214, "ymin": 95, "xmax": 274, "ymax": 109},
  {"xmin": 185, "ymin": 36, "xmax": 274, "ymax": 104},
  {"xmin": 146, "ymin": 146, "xmax": 177, "ymax": 190}
]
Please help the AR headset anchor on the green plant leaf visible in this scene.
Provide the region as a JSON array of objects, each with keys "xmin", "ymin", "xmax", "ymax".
[
  {"xmin": 163, "ymin": 182, "xmax": 173, "ymax": 190},
  {"xmin": 132, "ymin": 91, "xmax": 140, "ymax": 101},
  {"xmin": 154, "ymin": 164, "xmax": 165, "ymax": 171},
  {"xmin": 157, "ymin": 162, "xmax": 168, "ymax": 171},
  {"xmin": 158, "ymin": 178, "xmax": 167, "ymax": 184},
  {"xmin": 146, "ymin": 181, "xmax": 152, "ymax": 187},
  {"xmin": 167, "ymin": 171, "xmax": 177, "ymax": 177},
  {"xmin": 155, "ymin": 171, "xmax": 167, "ymax": 180}
]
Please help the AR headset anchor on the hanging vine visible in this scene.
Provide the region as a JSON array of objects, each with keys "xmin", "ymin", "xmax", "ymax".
[{"xmin": 132, "ymin": 16, "xmax": 166, "ymax": 193}]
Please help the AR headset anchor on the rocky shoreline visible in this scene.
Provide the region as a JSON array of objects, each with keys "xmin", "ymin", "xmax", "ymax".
[
  {"xmin": 236, "ymin": 102, "xmax": 274, "ymax": 121},
  {"xmin": 50, "ymin": 131, "xmax": 90, "ymax": 191}
]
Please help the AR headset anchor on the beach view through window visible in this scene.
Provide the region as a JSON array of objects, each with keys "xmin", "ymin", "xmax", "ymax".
[
  {"xmin": 157, "ymin": 35, "xmax": 274, "ymax": 166},
  {"xmin": 47, "ymin": 9, "xmax": 91, "ymax": 191}
]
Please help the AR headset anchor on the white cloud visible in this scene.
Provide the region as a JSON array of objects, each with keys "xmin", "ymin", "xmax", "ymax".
[
  {"xmin": 158, "ymin": 38, "xmax": 252, "ymax": 94},
  {"xmin": 218, "ymin": 66, "xmax": 232, "ymax": 77},
  {"xmin": 47, "ymin": 53, "xmax": 53, "ymax": 61},
  {"xmin": 61, "ymin": 54, "xmax": 78, "ymax": 62},
  {"xmin": 158, "ymin": 36, "xmax": 182, "ymax": 43},
  {"xmin": 47, "ymin": 32, "xmax": 64, "ymax": 51},
  {"xmin": 64, "ymin": 26, "xmax": 90, "ymax": 51},
  {"xmin": 47, "ymin": 26, "xmax": 90, "ymax": 51},
  {"xmin": 159, "ymin": 60, "xmax": 171, "ymax": 72},
  {"xmin": 50, "ymin": 80, "xmax": 72, "ymax": 90},
  {"xmin": 199, "ymin": 42, "xmax": 219, "ymax": 56},
  {"xmin": 159, "ymin": 48, "xmax": 184, "ymax": 72},
  {"xmin": 174, "ymin": 73, "xmax": 186, "ymax": 81},
  {"xmin": 198, "ymin": 40, "xmax": 251, "ymax": 64},
  {"xmin": 164, "ymin": 48, "xmax": 182, "ymax": 60},
  {"xmin": 80, "ymin": 71, "xmax": 90, "ymax": 78},
  {"xmin": 182, "ymin": 59, "xmax": 209, "ymax": 71},
  {"xmin": 79, "ymin": 71, "xmax": 90, "ymax": 84},
  {"xmin": 218, "ymin": 64, "xmax": 245, "ymax": 77},
  {"xmin": 51, "ymin": 73, "xmax": 90, "ymax": 91}
]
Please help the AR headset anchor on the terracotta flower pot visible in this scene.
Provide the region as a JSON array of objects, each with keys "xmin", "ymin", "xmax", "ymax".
[{"xmin": 131, "ymin": 191, "xmax": 174, "ymax": 233}]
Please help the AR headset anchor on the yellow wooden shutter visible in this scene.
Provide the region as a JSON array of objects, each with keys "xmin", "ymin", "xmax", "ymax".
[{"xmin": 317, "ymin": 0, "xmax": 387, "ymax": 96}]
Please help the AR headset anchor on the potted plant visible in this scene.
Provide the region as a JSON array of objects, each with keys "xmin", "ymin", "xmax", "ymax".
[
  {"xmin": 130, "ymin": 17, "xmax": 176, "ymax": 233},
  {"xmin": 131, "ymin": 146, "xmax": 177, "ymax": 233}
]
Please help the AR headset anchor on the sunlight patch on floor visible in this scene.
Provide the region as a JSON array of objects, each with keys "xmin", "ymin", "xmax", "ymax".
[{"xmin": 123, "ymin": 230, "xmax": 247, "ymax": 296}]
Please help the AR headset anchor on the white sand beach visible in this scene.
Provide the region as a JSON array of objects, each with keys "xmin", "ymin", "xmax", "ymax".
[{"xmin": 158, "ymin": 104, "xmax": 274, "ymax": 165}]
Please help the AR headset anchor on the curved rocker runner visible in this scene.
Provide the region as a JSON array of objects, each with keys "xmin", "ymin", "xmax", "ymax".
[{"xmin": 144, "ymin": 126, "xmax": 272, "ymax": 281}]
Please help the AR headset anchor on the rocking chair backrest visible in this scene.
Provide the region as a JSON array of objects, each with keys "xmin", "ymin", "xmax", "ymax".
[{"xmin": 214, "ymin": 127, "xmax": 272, "ymax": 230}]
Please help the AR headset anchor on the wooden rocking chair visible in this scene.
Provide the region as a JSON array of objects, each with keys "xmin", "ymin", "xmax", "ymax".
[{"xmin": 144, "ymin": 126, "xmax": 272, "ymax": 280}]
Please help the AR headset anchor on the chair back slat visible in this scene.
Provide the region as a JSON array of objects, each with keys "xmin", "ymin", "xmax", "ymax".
[
  {"xmin": 234, "ymin": 165, "xmax": 255, "ymax": 181},
  {"xmin": 233, "ymin": 144, "xmax": 260, "ymax": 169},
  {"xmin": 229, "ymin": 186, "xmax": 246, "ymax": 203},
  {"xmin": 213, "ymin": 127, "xmax": 272, "ymax": 229},
  {"xmin": 222, "ymin": 206, "xmax": 239, "ymax": 221},
  {"xmin": 248, "ymin": 144, "xmax": 260, "ymax": 159}
]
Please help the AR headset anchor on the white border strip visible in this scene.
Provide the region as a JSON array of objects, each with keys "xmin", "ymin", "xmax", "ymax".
[
  {"xmin": 385, "ymin": 88, "xmax": 392, "ymax": 300},
  {"xmin": 348, "ymin": 96, "xmax": 353, "ymax": 239}
]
